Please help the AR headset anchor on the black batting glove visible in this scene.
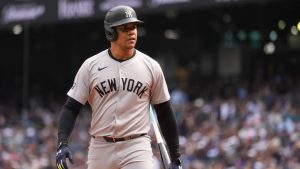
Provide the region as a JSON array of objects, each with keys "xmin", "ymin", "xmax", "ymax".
[
  {"xmin": 169, "ymin": 158, "xmax": 183, "ymax": 169},
  {"xmin": 56, "ymin": 142, "xmax": 74, "ymax": 169}
]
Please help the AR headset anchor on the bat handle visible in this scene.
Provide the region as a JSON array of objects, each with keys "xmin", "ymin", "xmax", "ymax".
[{"xmin": 158, "ymin": 143, "xmax": 171, "ymax": 169}]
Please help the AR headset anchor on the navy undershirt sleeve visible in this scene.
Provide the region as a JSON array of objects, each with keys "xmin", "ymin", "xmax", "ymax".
[
  {"xmin": 57, "ymin": 96, "xmax": 83, "ymax": 144},
  {"xmin": 154, "ymin": 101, "xmax": 180, "ymax": 162}
]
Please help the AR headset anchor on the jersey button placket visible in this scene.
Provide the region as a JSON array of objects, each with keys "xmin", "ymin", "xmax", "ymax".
[{"xmin": 114, "ymin": 64, "xmax": 123, "ymax": 136}]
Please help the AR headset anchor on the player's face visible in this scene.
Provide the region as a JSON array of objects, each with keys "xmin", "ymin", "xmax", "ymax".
[{"xmin": 115, "ymin": 23, "xmax": 138, "ymax": 50}]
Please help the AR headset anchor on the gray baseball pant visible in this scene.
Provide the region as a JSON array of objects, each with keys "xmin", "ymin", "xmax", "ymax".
[{"xmin": 87, "ymin": 135, "xmax": 153, "ymax": 169}]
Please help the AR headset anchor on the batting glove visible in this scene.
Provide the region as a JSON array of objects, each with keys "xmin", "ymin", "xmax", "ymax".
[
  {"xmin": 56, "ymin": 142, "xmax": 74, "ymax": 169},
  {"xmin": 169, "ymin": 158, "xmax": 183, "ymax": 169}
]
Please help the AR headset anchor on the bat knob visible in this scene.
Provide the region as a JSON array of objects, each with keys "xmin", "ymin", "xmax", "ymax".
[{"xmin": 169, "ymin": 158, "xmax": 182, "ymax": 169}]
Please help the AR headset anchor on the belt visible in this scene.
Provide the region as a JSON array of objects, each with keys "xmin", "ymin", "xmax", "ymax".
[{"xmin": 92, "ymin": 133, "xmax": 147, "ymax": 143}]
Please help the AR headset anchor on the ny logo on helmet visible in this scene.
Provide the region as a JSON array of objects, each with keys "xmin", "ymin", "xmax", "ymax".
[{"xmin": 125, "ymin": 10, "xmax": 132, "ymax": 18}]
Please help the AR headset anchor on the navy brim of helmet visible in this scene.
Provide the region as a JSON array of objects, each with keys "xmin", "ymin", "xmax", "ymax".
[{"xmin": 109, "ymin": 18, "xmax": 143, "ymax": 27}]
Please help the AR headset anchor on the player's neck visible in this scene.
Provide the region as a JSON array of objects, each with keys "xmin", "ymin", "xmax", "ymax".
[{"xmin": 109, "ymin": 47, "xmax": 135, "ymax": 61}]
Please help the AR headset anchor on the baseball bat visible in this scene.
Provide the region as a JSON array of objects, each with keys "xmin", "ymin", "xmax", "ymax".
[{"xmin": 149, "ymin": 105, "xmax": 171, "ymax": 169}]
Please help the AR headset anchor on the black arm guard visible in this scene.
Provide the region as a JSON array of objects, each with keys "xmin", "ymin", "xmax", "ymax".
[
  {"xmin": 154, "ymin": 101, "xmax": 180, "ymax": 162},
  {"xmin": 57, "ymin": 96, "xmax": 83, "ymax": 144}
]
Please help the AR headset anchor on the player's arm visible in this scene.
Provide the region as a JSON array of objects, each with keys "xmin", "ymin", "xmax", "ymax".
[
  {"xmin": 153, "ymin": 101, "xmax": 182, "ymax": 168},
  {"xmin": 58, "ymin": 96, "xmax": 83, "ymax": 143},
  {"xmin": 56, "ymin": 96, "xmax": 83, "ymax": 169}
]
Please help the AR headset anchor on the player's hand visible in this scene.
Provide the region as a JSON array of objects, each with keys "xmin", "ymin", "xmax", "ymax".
[
  {"xmin": 169, "ymin": 158, "xmax": 183, "ymax": 169},
  {"xmin": 56, "ymin": 142, "xmax": 74, "ymax": 169}
]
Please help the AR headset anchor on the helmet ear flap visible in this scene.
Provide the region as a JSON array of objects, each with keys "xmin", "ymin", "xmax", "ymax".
[{"xmin": 104, "ymin": 24, "xmax": 117, "ymax": 41}]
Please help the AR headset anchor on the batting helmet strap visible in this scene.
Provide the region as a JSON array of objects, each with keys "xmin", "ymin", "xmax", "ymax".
[{"xmin": 104, "ymin": 5, "xmax": 143, "ymax": 41}]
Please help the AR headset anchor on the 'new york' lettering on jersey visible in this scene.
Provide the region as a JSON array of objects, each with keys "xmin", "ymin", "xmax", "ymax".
[
  {"xmin": 94, "ymin": 78, "xmax": 147, "ymax": 98},
  {"xmin": 67, "ymin": 49, "xmax": 170, "ymax": 137}
]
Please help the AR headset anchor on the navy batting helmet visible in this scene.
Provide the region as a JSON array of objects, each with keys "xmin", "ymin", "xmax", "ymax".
[{"xmin": 104, "ymin": 5, "xmax": 143, "ymax": 41}]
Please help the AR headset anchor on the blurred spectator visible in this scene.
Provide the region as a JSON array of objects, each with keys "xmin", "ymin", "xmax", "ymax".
[{"xmin": 1, "ymin": 77, "xmax": 300, "ymax": 168}]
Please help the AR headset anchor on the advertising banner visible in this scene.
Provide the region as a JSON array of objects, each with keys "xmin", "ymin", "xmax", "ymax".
[{"xmin": 0, "ymin": 0, "xmax": 271, "ymax": 28}]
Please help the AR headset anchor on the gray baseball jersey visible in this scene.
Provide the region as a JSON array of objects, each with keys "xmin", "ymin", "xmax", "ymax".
[{"xmin": 67, "ymin": 49, "xmax": 170, "ymax": 137}]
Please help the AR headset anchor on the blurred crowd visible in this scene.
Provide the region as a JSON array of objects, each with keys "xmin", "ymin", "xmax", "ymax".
[{"xmin": 1, "ymin": 76, "xmax": 300, "ymax": 169}]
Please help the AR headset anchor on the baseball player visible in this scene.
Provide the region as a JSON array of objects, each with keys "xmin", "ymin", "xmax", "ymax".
[{"xmin": 56, "ymin": 5, "xmax": 182, "ymax": 169}]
